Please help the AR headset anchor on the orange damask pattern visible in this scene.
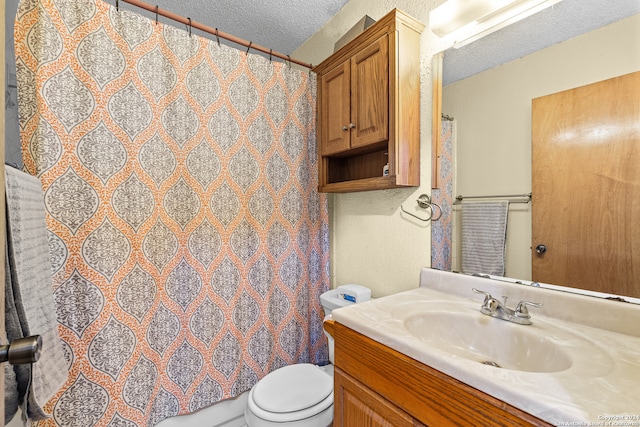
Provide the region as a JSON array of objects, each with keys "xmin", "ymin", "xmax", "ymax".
[
  {"xmin": 15, "ymin": 0, "xmax": 329, "ymax": 425},
  {"xmin": 431, "ymin": 120, "xmax": 453, "ymax": 271}
]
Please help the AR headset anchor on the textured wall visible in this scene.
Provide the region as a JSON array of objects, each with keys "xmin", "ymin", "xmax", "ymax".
[{"xmin": 293, "ymin": 0, "xmax": 448, "ymax": 297}]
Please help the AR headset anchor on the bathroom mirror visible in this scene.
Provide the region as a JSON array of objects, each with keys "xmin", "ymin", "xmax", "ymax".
[{"xmin": 438, "ymin": 0, "xmax": 640, "ymax": 300}]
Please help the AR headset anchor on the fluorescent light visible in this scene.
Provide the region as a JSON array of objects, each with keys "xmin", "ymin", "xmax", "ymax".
[{"xmin": 429, "ymin": 0, "xmax": 563, "ymax": 48}]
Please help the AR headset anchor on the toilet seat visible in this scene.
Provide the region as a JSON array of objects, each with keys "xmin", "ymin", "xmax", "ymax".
[{"xmin": 247, "ymin": 363, "xmax": 333, "ymax": 423}]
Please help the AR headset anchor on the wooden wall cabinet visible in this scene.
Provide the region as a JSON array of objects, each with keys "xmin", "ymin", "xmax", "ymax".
[
  {"xmin": 313, "ymin": 9, "xmax": 424, "ymax": 193},
  {"xmin": 329, "ymin": 321, "xmax": 552, "ymax": 427}
]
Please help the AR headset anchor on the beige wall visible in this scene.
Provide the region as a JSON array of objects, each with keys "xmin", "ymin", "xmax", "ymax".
[
  {"xmin": 293, "ymin": 0, "xmax": 451, "ymax": 297},
  {"xmin": 444, "ymin": 14, "xmax": 640, "ymax": 280}
]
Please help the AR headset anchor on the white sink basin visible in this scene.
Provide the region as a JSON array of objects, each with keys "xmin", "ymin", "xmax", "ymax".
[
  {"xmin": 402, "ymin": 310, "xmax": 572, "ymax": 373},
  {"xmin": 388, "ymin": 299, "xmax": 611, "ymax": 376}
]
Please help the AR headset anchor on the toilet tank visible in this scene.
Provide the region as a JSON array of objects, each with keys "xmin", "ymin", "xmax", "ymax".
[
  {"xmin": 319, "ymin": 284, "xmax": 371, "ymax": 316},
  {"xmin": 320, "ymin": 285, "xmax": 371, "ymax": 364}
]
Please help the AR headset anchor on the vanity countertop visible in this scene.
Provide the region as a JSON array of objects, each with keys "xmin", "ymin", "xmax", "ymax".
[{"xmin": 331, "ymin": 269, "xmax": 640, "ymax": 425}]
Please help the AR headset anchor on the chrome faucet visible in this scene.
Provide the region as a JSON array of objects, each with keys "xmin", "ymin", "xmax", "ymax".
[{"xmin": 472, "ymin": 288, "xmax": 542, "ymax": 325}]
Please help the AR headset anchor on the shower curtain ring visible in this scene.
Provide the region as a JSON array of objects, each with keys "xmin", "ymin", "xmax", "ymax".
[
  {"xmin": 215, "ymin": 28, "xmax": 220, "ymax": 46},
  {"xmin": 187, "ymin": 17, "xmax": 192, "ymax": 36},
  {"xmin": 269, "ymin": 49, "xmax": 273, "ymax": 62},
  {"xmin": 115, "ymin": 0, "xmax": 119, "ymax": 11},
  {"xmin": 155, "ymin": 5, "xmax": 159, "ymax": 25},
  {"xmin": 287, "ymin": 55, "xmax": 291, "ymax": 69},
  {"xmin": 246, "ymin": 42, "xmax": 252, "ymax": 56}
]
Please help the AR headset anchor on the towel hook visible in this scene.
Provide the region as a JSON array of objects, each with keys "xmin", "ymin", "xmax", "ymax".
[{"xmin": 400, "ymin": 194, "xmax": 442, "ymax": 222}]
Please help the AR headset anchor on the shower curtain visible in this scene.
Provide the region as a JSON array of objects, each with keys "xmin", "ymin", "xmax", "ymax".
[
  {"xmin": 431, "ymin": 119, "xmax": 453, "ymax": 270},
  {"xmin": 14, "ymin": 0, "xmax": 329, "ymax": 425}
]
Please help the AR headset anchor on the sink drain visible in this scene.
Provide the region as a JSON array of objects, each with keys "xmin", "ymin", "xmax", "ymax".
[{"xmin": 481, "ymin": 360, "xmax": 502, "ymax": 368}]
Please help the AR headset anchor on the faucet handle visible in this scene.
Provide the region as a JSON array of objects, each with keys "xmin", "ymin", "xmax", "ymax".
[
  {"xmin": 472, "ymin": 288, "xmax": 492, "ymax": 302},
  {"xmin": 473, "ymin": 288, "xmax": 501, "ymax": 315},
  {"xmin": 514, "ymin": 300, "xmax": 543, "ymax": 318}
]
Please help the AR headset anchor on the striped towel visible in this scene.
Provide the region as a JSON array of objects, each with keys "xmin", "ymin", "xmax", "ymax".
[{"xmin": 461, "ymin": 201, "xmax": 509, "ymax": 276}]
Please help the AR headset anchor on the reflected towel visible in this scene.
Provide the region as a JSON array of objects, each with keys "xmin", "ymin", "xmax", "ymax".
[
  {"xmin": 4, "ymin": 166, "xmax": 68, "ymax": 423},
  {"xmin": 461, "ymin": 201, "xmax": 509, "ymax": 276}
]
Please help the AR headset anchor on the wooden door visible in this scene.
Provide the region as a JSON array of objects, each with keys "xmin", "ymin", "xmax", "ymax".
[
  {"xmin": 350, "ymin": 34, "xmax": 389, "ymax": 150},
  {"xmin": 532, "ymin": 71, "xmax": 640, "ymax": 298},
  {"xmin": 320, "ymin": 61, "xmax": 351, "ymax": 155}
]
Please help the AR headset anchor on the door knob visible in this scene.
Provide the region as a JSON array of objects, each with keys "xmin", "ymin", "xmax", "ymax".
[
  {"xmin": 0, "ymin": 335, "xmax": 42, "ymax": 365},
  {"xmin": 535, "ymin": 244, "xmax": 547, "ymax": 254}
]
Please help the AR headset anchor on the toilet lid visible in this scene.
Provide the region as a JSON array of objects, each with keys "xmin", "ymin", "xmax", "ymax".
[{"xmin": 252, "ymin": 364, "xmax": 333, "ymax": 413}]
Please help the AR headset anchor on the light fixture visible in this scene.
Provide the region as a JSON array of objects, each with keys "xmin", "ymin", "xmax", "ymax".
[{"xmin": 430, "ymin": 0, "xmax": 563, "ymax": 48}]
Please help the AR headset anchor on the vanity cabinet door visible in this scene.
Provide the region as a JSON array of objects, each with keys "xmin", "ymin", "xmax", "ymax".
[{"xmin": 334, "ymin": 367, "xmax": 420, "ymax": 427}]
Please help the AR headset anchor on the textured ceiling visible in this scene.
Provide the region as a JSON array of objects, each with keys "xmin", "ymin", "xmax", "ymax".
[
  {"xmin": 443, "ymin": 0, "xmax": 640, "ymax": 85},
  {"xmin": 117, "ymin": 0, "xmax": 351, "ymax": 57}
]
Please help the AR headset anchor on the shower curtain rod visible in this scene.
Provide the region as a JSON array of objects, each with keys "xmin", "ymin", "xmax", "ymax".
[{"xmin": 116, "ymin": 0, "xmax": 314, "ymax": 69}]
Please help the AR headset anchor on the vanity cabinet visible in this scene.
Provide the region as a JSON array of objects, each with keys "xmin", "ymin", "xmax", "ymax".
[
  {"xmin": 313, "ymin": 9, "xmax": 423, "ymax": 193},
  {"xmin": 328, "ymin": 321, "xmax": 552, "ymax": 427}
]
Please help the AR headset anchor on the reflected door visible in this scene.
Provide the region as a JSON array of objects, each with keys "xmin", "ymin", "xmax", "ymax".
[{"xmin": 532, "ymin": 71, "xmax": 640, "ymax": 298}]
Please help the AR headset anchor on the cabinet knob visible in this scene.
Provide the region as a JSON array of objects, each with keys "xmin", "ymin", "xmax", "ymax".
[
  {"xmin": 342, "ymin": 125, "xmax": 348, "ymax": 131},
  {"xmin": 349, "ymin": 123, "xmax": 356, "ymax": 129}
]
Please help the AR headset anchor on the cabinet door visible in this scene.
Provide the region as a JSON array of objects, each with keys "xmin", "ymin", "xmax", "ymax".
[
  {"xmin": 350, "ymin": 34, "xmax": 389, "ymax": 150},
  {"xmin": 334, "ymin": 367, "xmax": 417, "ymax": 427},
  {"xmin": 320, "ymin": 61, "xmax": 351, "ymax": 155}
]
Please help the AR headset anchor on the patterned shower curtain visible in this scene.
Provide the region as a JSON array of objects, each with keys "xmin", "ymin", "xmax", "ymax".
[
  {"xmin": 14, "ymin": 0, "xmax": 329, "ymax": 425},
  {"xmin": 431, "ymin": 119, "xmax": 453, "ymax": 270}
]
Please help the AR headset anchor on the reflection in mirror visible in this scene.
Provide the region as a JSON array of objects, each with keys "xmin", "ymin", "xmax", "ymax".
[{"xmin": 437, "ymin": 0, "xmax": 640, "ymax": 299}]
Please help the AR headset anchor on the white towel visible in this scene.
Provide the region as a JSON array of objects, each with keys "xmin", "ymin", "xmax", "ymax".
[
  {"xmin": 461, "ymin": 201, "xmax": 509, "ymax": 276},
  {"xmin": 4, "ymin": 166, "xmax": 68, "ymax": 423}
]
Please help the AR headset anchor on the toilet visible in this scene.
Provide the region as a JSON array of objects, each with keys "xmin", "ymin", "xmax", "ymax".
[{"xmin": 244, "ymin": 284, "xmax": 371, "ymax": 427}]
